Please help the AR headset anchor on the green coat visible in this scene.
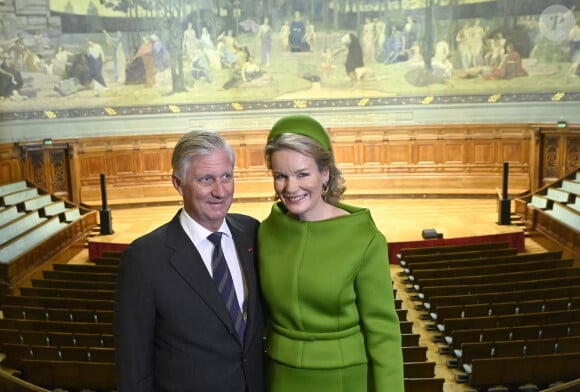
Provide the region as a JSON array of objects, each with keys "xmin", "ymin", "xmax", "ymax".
[{"xmin": 258, "ymin": 202, "xmax": 404, "ymax": 392}]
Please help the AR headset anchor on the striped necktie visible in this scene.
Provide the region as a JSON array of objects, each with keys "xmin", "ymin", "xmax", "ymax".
[{"xmin": 207, "ymin": 232, "xmax": 246, "ymax": 344}]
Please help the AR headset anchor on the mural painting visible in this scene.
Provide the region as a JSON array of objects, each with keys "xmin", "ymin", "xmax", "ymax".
[{"xmin": 0, "ymin": 0, "xmax": 579, "ymax": 121}]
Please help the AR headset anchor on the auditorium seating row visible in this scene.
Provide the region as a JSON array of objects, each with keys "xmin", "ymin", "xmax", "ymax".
[
  {"xmin": 0, "ymin": 181, "xmax": 98, "ymax": 292},
  {"xmin": 514, "ymin": 169, "xmax": 580, "ymax": 256},
  {"xmin": 0, "ymin": 250, "xmax": 444, "ymax": 391},
  {"xmin": 398, "ymin": 241, "xmax": 580, "ymax": 392}
]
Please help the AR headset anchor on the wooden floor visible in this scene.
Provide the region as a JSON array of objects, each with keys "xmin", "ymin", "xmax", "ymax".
[
  {"xmin": 80, "ymin": 197, "xmax": 558, "ymax": 392},
  {"xmin": 88, "ymin": 197, "xmax": 536, "ymax": 248}
]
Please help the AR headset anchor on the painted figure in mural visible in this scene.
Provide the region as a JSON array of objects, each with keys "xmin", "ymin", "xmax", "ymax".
[
  {"xmin": 133, "ymin": 35, "xmax": 155, "ymax": 88},
  {"xmin": 183, "ymin": 22, "xmax": 201, "ymax": 62},
  {"xmin": 304, "ymin": 19, "xmax": 315, "ymax": 52},
  {"xmin": 362, "ymin": 16, "xmax": 376, "ymax": 63},
  {"xmin": 431, "ymin": 40, "xmax": 453, "ymax": 80},
  {"xmin": 201, "ymin": 27, "xmax": 222, "ymax": 70},
  {"xmin": 103, "ymin": 30, "xmax": 127, "ymax": 83},
  {"xmin": 85, "ymin": 38, "xmax": 107, "ymax": 92},
  {"xmin": 374, "ymin": 17, "xmax": 386, "ymax": 62},
  {"xmin": 468, "ymin": 19, "xmax": 486, "ymax": 68},
  {"xmin": 218, "ymin": 30, "xmax": 245, "ymax": 68},
  {"xmin": 257, "ymin": 17, "xmax": 272, "ymax": 66},
  {"xmin": 568, "ymin": 19, "xmax": 580, "ymax": 76},
  {"xmin": 7, "ymin": 33, "xmax": 27, "ymax": 71},
  {"xmin": 150, "ymin": 34, "xmax": 172, "ymax": 93},
  {"xmin": 279, "ymin": 20, "xmax": 290, "ymax": 52},
  {"xmin": 289, "ymin": 11, "xmax": 309, "ymax": 52},
  {"xmin": 341, "ymin": 33, "xmax": 365, "ymax": 83},
  {"xmin": 0, "ymin": 52, "xmax": 25, "ymax": 100},
  {"xmin": 223, "ymin": 55, "xmax": 265, "ymax": 89},
  {"xmin": 403, "ymin": 15, "xmax": 417, "ymax": 51},
  {"xmin": 456, "ymin": 20, "xmax": 472, "ymax": 70},
  {"xmin": 383, "ymin": 26, "xmax": 405, "ymax": 64},
  {"xmin": 151, "ymin": 34, "xmax": 170, "ymax": 73},
  {"xmin": 483, "ymin": 43, "xmax": 527, "ymax": 80},
  {"xmin": 320, "ymin": 47, "xmax": 337, "ymax": 80},
  {"xmin": 191, "ymin": 48, "xmax": 213, "ymax": 84},
  {"xmin": 52, "ymin": 45, "xmax": 73, "ymax": 78},
  {"xmin": 484, "ymin": 32, "xmax": 506, "ymax": 68}
]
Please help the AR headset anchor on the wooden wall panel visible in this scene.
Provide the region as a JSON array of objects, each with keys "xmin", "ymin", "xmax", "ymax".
[
  {"xmin": 0, "ymin": 145, "xmax": 23, "ymax": 185},
  {"xmin": 442, "ymin": 141, "xmax": 465, "ymax": 166},
  {"xmin": 471, "ymin": 141, "xmax": 495, "ymax": 165},
  {"xmin": 385, "ymin": 142, "xmax": 412, "ymax": 166},
  {"xmin": 81, "ymin": 154, "xmax": 108, "ymax": 178},
  {"xmin": 111, "ymin": 152, "xmax": 137, "ymax": 176},
  {"xmin": 2, "ymin": 123, "xmax": 562, "ymax": 205}
]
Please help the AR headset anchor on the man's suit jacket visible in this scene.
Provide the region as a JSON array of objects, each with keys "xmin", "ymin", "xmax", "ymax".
[{"xmin": 114, "ymin": 210, "xmax": 265, "ymax": 392}]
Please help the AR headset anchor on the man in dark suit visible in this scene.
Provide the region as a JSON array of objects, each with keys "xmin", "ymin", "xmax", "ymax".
[{"xmin": 114, "ymin": 130, "xmax": 265, "ymax": 392}]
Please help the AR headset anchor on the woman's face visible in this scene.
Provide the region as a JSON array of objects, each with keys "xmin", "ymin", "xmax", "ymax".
[{"xmin": 270, "ymin": 149, "xmax": 329, "ymax": 221}]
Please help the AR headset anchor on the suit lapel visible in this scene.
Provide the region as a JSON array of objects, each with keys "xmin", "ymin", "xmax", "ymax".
[{"xmin": 165, "ymin": 214, "xmax": 237, "ymax": 337}]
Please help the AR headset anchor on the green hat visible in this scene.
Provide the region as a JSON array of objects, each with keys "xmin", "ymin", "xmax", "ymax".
[{"xmin": 267, "ymin": 114, "xmax": 332, "ymax": 151}]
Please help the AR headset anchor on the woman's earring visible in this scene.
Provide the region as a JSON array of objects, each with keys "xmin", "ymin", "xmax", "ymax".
[{"xmin": 321, "ymin": 182, "xmax": 329, "ymax": 196}]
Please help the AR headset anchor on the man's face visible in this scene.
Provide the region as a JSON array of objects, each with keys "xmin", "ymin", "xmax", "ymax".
[{"xmin": 172, "ymin": 150, "xmax": 234, "ymax": 231}]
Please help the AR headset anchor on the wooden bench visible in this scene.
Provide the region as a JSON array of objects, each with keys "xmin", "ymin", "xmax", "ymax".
[
  {"xmin": 414, "ymin": 266, "xmax": 580, "ymax": 292},
  {"xmin": 432, "ymin": 296, "xmax": 580, "ymax": 325},
  {"xmin": 41, "ymin": 201, "xmax": 67, "ymax": 217},
  {"xmin": 22, "ymin": 195, "xmax": 53, "ymax": 212},
  {"xmin": 2, "ymin": 294, "xmax": 114, "ymax": 310},
  {"xmin": 409, "ymin": 256, "xmax": 571, "ymax": 283},
  {"xmin": 19, "ymin": 359, "xmax": 116, "ymax": 390},
  {"xmin": 19, "ymin": 287, "xmax": 116, "ymax": 301},
  {"xmin": 402, "ymin": 333, "xmax": 420, "ymax": 347},
  {"xmin": 51, "ymin": 263, "xmax": 119, "ymax": 274},
  {"xmin": 447, "ymin": 321, "xmax": 580, "ymax": 353},
  {"xmin": 404, "ymin": 377, "xmax": 445, "ymax": 392},
  {"xmin": 530, "ymin": 194, "xmax": 550, "ymax": 209},
  {"xmin": 0, "ymin": 328, "xmax": 114, "ymax": 348},
  {"xmin": 1, "ymin": 305, "xmax": 114, "ymax": 324},
  {"xmin": 400, "ymin": 321, "xmax": 413, "ymax": 334},
  {"xmin": 418, "ymin": 276, "xmax": 580, "ymax": 303},
  {"xmin": 0, "ymin": 188, "xmax": 39, "ymax": 207},
  {"xmin": 31, "ymin": 278, "xmax": 116, "ymax": 291},
  {"xmin": 0, "ymin": 217, "xmax": 66, "ymax": 264},
  {"xmin": 441, "ymin": 309, "xmax": 580, "ymax": 336},
  {"xmin": 0, "ymin": 367, "xmax": 51, "ymax": 392},
  {"xmin": 0, "ymin": 205, "xmax": 24, "ymax": 227},
  {"xmin": 423, "ymin": 285, "xmax": 580, "ymax": 312},
  {"xmin": 561, "ymin": 179, "xmax": 580, "ymax": 195},
  {"xmin": 458, "ymin": 335, "xmax": 580, "ymax": 370},
  {"xmin": 91, "ymin": 256, "xmax": 121, "ymax": 266},
  {"xmin": 546, "ymin": 202, "xmax": 580, "ymax": 230},
  {"xmin": 0, "ymin": 319, "xmax": 113, "ymax": 334},
  {"xmin": 42, "ymin": 270, "xmax": 117, "ymax": 282},
  {"xmin": 402, "ymin": 346, "xmax": 428, "ymax": 362},
  {"xmin": 401, "ymin": 247, "xmax": 518, "ymax": 270},
  {"xmin": 0, "ymin": 211, "xmax": 46, "ymax": 246},
  {"xmin": 466, "ymin": 352, "xmax": 580, "ymax": 389},
  {"xmin": 403, "ymin": 361, "xmax": 436, "ymax": 378},
  {"xmin": 546, "ymin": 187, "xmax": 572, "ymax": 203},
  {"xmin": 1, "ymin": 344, "xmax": 115, "ymax": 370},
  {"xmin": 100, "ymin": 250, "xmax": 124, "ymax": 259},
  {"xmin": 399, "ymin": 241, "xmax": 511, "ymax": 258},
  {"xmin": 405, "ymin": 251, "xmax": 564, "ymax": 280}
]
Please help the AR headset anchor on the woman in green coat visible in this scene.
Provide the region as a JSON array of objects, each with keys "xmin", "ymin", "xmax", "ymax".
[{"xmin": 258, "ymin": 114, "xmax": 404, "ymax": 392}]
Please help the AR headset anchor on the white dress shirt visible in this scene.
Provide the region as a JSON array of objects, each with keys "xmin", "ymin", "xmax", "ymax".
[{"xmin": 178, "ymin": 210, "xmax": 247, "ymax": 312}]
